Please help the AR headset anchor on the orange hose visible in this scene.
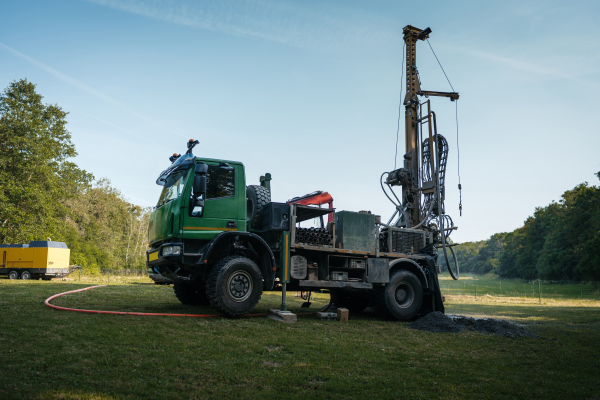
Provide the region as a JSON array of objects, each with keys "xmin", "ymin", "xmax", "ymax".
[{"xmin": 44, "ymin": 285, "xmax": 330, "ymax": 318}]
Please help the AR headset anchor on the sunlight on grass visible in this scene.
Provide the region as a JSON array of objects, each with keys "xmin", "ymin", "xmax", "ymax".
[{"xmin": 1, "ymin": 276, "xmax": 599, "ymax": 399}]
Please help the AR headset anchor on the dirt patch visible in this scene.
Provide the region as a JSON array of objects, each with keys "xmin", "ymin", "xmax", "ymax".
[
  {"xmin": 263, "ymin": 361, "xmax": 282, "ymax": 367},
  {"xmin": 408, "ymin": 312, "xmax": 539, "ymax": 338}
]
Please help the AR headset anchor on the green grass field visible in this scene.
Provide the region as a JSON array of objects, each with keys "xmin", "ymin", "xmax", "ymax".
[
  {"xmin": 1, "ymin": 276, "xmax": 599, "ymax": 400},
  {"xmin": 439, "ymin": 273, "xmax": 600, "ymax": 301}
]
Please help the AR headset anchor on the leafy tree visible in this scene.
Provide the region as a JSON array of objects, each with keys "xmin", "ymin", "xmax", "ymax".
[
  {"xmin": 0, "ymin": 79, "xmax": 150, "ymax": 273},
  {"xmin": 455, "ymin": 171, "xmax": 600, "ymax": 281},
  {"xmin": 64, "ymin": 179, "xmax": 151, "ymax": 271},
  {"xmin": 0, "ymin": 79, "xmax": 92, "ymax": 243},
  {"xmin": 451, "ymin": 233, "xmax": 506, "ymax": 275},
  {"xmin": 499, "ymin": 174, "xmax": 600, "ymax": 281}
]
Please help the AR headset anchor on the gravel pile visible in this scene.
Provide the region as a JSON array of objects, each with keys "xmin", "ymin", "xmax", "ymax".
[
  {"xmin": 409, "ymin": 312, "xmax": 539, "ymax": 338},
  {"xmin": 408, "ymin": 311, "xmax": 461, "ymax": 333}
]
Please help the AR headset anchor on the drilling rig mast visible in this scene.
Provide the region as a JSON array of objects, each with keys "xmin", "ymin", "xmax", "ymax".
[{"xmin": 384, "ymin": 25, "xmax": 460, "ymax": 279}]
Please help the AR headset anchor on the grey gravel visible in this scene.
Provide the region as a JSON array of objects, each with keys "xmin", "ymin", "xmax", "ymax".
[
  {"xmin": 408, "ymin": 312, "xmax": 539, "ymax": 338},
  {"xmin": 408, "ymin": 311, "xmax": 461, "ymax": 333}
]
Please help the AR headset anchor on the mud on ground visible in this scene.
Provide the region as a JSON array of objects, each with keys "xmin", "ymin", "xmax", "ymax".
[{"xmin": 408, "ymin": 312, "xmax": 539, "ymax": 338}]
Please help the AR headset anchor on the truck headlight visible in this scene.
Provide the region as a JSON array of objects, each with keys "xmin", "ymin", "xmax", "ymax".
[{"xmin": 162, "ymin": 246, "xmax": 181, "ymax": 256}]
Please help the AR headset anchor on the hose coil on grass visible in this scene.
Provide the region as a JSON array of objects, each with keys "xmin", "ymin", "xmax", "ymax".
[{"xmin": 44, "ymin": 285, "xmax": 331, "ymax": 318}]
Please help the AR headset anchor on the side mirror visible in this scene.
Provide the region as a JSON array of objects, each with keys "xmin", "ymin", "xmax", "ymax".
[
  {"xmin": 195, "ymin": 163, "xmax": 208, "ymax": 174},
  {"xmin": 193, "ymin": 175, "xmax": 206, "ymax": 197},
  {"xmin": 193, "ymin": 163, "xmax": 207, "ymax": 208}
]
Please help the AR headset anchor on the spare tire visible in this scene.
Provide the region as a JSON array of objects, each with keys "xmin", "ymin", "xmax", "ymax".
[{"xmin": 246, "ymin": 185, "xmax": 270, "ymax": 229}]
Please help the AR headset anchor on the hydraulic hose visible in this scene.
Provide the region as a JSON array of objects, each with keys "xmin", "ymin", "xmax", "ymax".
[
  {"xmin": 45, "ymin": 285, "xmax": 331, "ymax": 318},
  {"xmin": 434, "ymin": 134, "xmax": 459, "ymax": 280}
]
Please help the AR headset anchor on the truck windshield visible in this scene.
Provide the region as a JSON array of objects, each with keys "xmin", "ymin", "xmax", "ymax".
[{"xmin": 156, "ymin": 169, "xmax": 188, "ymax": 208}]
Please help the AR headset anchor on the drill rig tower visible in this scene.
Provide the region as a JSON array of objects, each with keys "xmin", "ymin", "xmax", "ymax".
[{"xmin": 384, "ymin": 25, "xmax": 460, "ymax": 279}]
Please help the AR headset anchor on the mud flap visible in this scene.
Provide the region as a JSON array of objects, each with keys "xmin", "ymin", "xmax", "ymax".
[
  {"xmin": 418, "ymin": 251, "xmax": 445, "ymax": 315},
  {"xmin": 431, "ymin": 271, "xmax": 445, "ymax": 314}
]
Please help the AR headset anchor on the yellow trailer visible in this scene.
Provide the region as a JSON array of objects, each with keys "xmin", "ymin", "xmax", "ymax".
[{"xmin": 0, "ymin": 241, "xmax": 71, "ymax": 280}]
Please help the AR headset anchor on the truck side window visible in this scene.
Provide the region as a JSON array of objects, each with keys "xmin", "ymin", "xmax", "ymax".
[
  {"xmin": 191, "ymin": 165, "xmax": 235, "ymax": 217},
  {"xmin": 206, "ymin": 165, "xmax": 234, "ymax": 199}
]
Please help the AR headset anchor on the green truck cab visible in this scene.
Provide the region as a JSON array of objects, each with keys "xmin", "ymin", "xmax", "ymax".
[{"xmin": 146, "ymin": 140, "xmax": 446, "ymax": 320}]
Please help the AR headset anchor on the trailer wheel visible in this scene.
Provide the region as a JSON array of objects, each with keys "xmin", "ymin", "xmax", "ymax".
[
  {"xmin": 246, "ymin": 185, "xmax": 270, "ymax": 229},
  {"xmin": 8, "ymin": 270, "xmax": 19, "ymax": 280},
  {"xmin": 207, "ymin": 256, "xmax": 263, "ymax": 316},
  {"xmin": 330, "ymin": 290, "xmax": 370, "ymax": 313},
  {"xmin": 173, "ymin": 281, "xmax": 210, "ymax": 306},
  {"xmin": 20, "ymin": 271, "xmax": 31, "ymax": 280},
  {"xmin": 377, "ymin": 270, "xmax": 423, "ymax": 320}
]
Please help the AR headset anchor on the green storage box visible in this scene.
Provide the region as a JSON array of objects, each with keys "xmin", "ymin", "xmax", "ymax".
[{"xmin": 335, "ymin": 211, "xmax": 376, "ymax": 253}]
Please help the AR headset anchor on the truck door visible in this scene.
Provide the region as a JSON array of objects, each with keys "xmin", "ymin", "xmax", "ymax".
[{"xmin": 184, "ymin": 163, "xmax": 242, "ymax": 239}]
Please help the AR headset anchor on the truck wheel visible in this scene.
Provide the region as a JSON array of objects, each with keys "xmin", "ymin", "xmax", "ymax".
[
  {"xmin": 20, "ymin": 271, "xmax": 31, "ymax": 280},
  {"xmin": 377, "ymin": 270, "xmax": 423, "ymax": 320},
  {"xmin": 8, "ymin": 270, "xmax": 19, "ymax": 280},
  {"xmin": 173, "ymin": 281, "xmax": 210, "ymax": 306},
  {"xmin": 246, "ymin": 185, "xmax": 270, "ymax": 229},
  {"xmin": 207, "ymin": 256, "xmax": 263, "ymax": 316},
  {"xmin": 330, "ymin": 290, "xmax": 370, "ymax": 313}
]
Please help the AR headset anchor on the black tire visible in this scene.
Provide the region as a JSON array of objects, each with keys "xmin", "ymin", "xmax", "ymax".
[
  {"xmin": 377, "ymin": 270, "xmax": 423, "ymax": 320},
  {"xmin": 173, "ymin": 281, "xmax": 210, "ymax": 306},
  {"xmin": 8, "ymin": 270, "xmax": 19, "ymax": 280},
  {"xmin": 20, "ymin": 271, "xmax": 31, "ymax": 280},
  {"xmin": 206, "ymin": 256, "xmax": 263, "ymax": 316},
  {"xmin": 330, "ymin": 290, "xmax": 371, "ymax": 313},
  {"xmin": 246, "ymin": 185, "xmax": 270, "ymax": 229}
]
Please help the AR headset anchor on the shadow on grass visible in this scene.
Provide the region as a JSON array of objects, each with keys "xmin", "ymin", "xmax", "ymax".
[
  {"xmin": 3, "ymin": 279, "xmax": 600, "ymax": 400},
  {"xmin": 446, "ymin": 301, "xmax": 600, "ymax": 324}
]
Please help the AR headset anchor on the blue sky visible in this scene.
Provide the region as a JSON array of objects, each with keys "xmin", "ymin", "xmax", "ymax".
[{"xmin": 1, "ymin": 0, "xmax": 599, "ymax": 242}]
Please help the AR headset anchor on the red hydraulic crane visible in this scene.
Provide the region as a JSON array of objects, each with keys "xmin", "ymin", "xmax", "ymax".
[{"xmin": 287, "ymin": 191, "xmax": 334, "ymax": 223}]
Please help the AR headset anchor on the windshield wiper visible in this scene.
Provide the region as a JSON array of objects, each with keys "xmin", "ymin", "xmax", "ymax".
[{"xmin": 157, "ymin": 198, "xmax": 175, "ymax": 208}]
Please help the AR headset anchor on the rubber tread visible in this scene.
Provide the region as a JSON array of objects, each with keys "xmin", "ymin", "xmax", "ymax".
[
  {"xmin": 376, "ymin": 270, "xmax": 423, "ymax": 321},
  {"xmin": 206, "ymin": 256, "xmax": 263, "ymax": 316},
  {"xmin": 246, "ymin": 185, "xmax": 271, "ymax": 229},
  {"xmin": 173, "ymin": 281, "xmax": 210, "ymax": 306}
]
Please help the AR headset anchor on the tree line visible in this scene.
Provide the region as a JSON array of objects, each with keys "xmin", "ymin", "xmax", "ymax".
[
  {"xmin": 0, "ymin": 79, "xmax": 150, "ymax": 273},
  {"xmin": 452, "ymin": 174, "xmax": 600, "ymax": 281},
  {"xmin": 3, "ymin": 79, "xmax": 598, "ymax": 280}
]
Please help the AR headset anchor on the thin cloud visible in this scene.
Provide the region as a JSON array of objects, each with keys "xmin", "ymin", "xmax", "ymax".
[
  {"xmin": 0, "ymin": 42, "xmax": 191, "ymax": 139},
  {"xmin": 0, "ymin": 42, "xmax": 124, "ymax": 106},
  {"xmin": 82, "ymin": 0, "xmax": 389, "ymax": 52}
]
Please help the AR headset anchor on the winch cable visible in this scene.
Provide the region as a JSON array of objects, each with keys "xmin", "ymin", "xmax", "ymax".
[
  {"xmin": 426, "ymin": 38, "xmax": 462, "ymax": 216},
  {"xmin": 45, "ymin": 285, "xmax": 331, "ymax": 318},
  {"xmin": 455, "ymin": 101, "xmax": 462, "ymax": 216},
  {"xmin": 393, "ymin": 42, "xmax": 406, "ymax": 170}
]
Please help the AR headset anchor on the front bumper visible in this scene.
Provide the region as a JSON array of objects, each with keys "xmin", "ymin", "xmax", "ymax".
[{"xmin": 146, "ymin": 242, "xmax": 184, "ymax": 266}]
